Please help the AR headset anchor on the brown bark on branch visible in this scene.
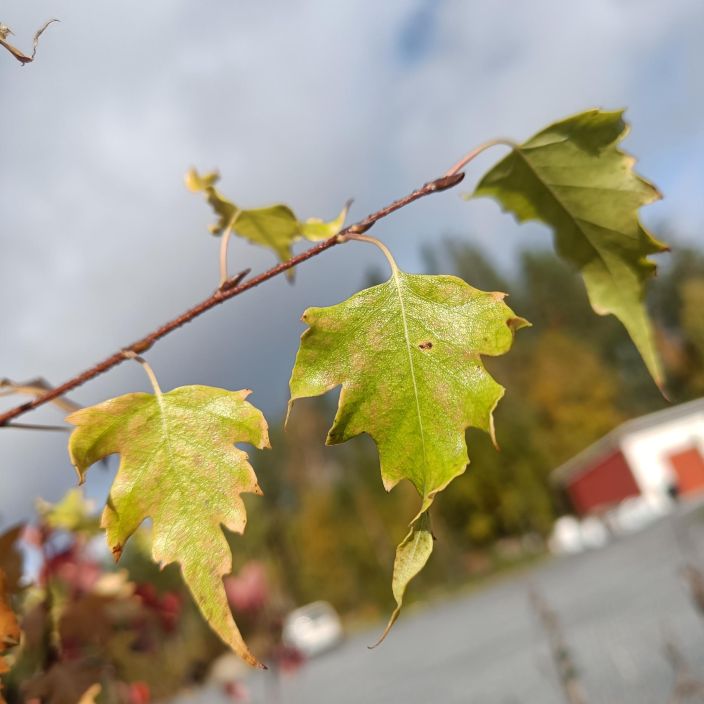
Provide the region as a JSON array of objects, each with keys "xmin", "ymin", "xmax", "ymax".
[{"xmin": 0, "ymin": 171, "xmax": 465, "ymax": 427}]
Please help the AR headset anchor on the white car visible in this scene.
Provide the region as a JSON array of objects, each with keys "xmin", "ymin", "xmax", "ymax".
[{"xmin": 282, "ymin": 601, "xmax": 343, "ymax": 657}]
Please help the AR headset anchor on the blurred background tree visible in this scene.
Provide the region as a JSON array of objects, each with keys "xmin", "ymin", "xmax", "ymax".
[
  {"xmin": 4, "ymin": 234, "xmax": 703, "ymax": 702},
  {"xmin": 228, "ymin": 234, "xmax": 704, "ymax": 620}
]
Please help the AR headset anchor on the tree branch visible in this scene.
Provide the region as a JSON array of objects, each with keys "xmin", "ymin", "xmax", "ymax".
[{"xmin": 0, "ymin": 170, "xmax": 465, "ymax": 427}]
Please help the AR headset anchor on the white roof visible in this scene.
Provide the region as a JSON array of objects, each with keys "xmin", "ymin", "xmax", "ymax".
[{"xmin": 551, "ymin": 397, "xmax": 704, "ymax": 485}]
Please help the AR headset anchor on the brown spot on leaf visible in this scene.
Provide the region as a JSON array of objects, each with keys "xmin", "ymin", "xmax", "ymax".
[
  {"xmin": 418, "ymin": 341, "xmax": 433, "ymax": 350},
  {"xmin": 506, "ymin": 316, "xmax": 531, "ymax": 333},
  {"xmin": 111, "ymin": 544, "xmax": 123, "ymax": 562}
]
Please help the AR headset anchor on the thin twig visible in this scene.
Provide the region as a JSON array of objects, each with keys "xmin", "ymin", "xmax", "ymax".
[
  {"xmin": 0, "ymin": 377, "xmax": 80, "ymax": 412},
  {"xmin": 0, "ymin": 170, "xmax": 465, "ymax": 427},
  {"xmin": 4, "ymin": 423, "xmax": 69, "ymax": 432}
]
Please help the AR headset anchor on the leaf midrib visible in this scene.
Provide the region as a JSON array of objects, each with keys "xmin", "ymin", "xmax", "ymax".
[
  {"xmin": 395, "ymin": 528, "xmax": 425, "ymax": 601},
  {"xmin": 390, "ymin": 272, "xmax": 429, "ymax": 490},
  {"xmin": 512, "ymin": 146, "xmax": 628, "ymax": 304},
  {"xmin": 152, "ymin": 394, "xmax": 190, "ymax": 552}
]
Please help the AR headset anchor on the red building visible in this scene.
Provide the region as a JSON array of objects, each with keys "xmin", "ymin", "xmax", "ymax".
[{"xmin": 552, "ymin": 398, "xmax": 704, "ymax": 516}]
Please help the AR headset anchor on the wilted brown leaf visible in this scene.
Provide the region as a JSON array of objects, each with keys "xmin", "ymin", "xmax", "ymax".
[
  {"xmin": 0, "ymin": 569, "xmax": 21, "ymax": 699},
  {"xmin": 0, "ymin": 527, "xmax": 23, "ymax": 596}
]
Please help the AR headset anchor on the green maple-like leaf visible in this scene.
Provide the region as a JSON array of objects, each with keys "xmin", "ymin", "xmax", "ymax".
[
  {"xmin": 289, "ymin": 266, "xmax": 527, "ymax": 631},
  {"xmin": 472, "ymin": 108, "xmax": 668, "ymax": 388},
  {"xmin": 186, "ymin": 168, "xmax": 348, "ymax": 263},
  {"xmin": 290, "ymin": 269, "xmax": 527, "ymax": 508},
  {"xmin": 66, "ymin": 386, "xmax": 270, "ymax": 667}
]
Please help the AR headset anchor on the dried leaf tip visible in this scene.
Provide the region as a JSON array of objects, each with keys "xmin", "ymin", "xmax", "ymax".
[{"xmin": 0, "ymin": 18, "xmax": 58, "ymax": 65}]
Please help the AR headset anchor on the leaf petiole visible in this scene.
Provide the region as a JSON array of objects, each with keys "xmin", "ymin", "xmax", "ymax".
[
  {"xmin": 346, "ymin": 232, "xmax": 400, "ymax": 276},
  {"xmin": 443, "ymin": 137, "xmax": 516, "ymax": 177},
  {"xmin": 219, "ymin": 212, "xmax": 241, "ymax": 289},
  {"xmin": 122, "ymin": 351, "xmax": 162, "ymax": 396}
]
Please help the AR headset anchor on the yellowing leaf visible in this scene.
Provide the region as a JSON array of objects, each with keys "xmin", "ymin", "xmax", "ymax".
[
  {"xmin": 289, "ymin": 267, "xmax": 527, "ymax": 630},
  {"xmin": 372, "ymin": 515, "xmax": 433, "ymax": 648},
  {"xmin": 290, "ymin": 270, "xmax": 527, "ymax": 510},
  {"xmin": 77, "ymin": 684, "xmax": 102, "ymax": 704},
  {"xmin": 185, "ymin": 169, "xmax": 237, "ymax": 236},
  {"xmin": 186, "ymin": 168, "xmax": 348, "ymax": 262},
  {"xmin": 67, "ymin": 386, "xmax": 270, "ymax": 667},
  {"xmin": 299, "ymin": 200, "xmax": 350, "ymax": 242},
  {"xmin": 472, "ymin": 108, "xmax": 668, "ymax": 388}
]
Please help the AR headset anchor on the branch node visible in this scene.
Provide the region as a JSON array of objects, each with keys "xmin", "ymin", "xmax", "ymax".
[
  {"xmin": 426, "ymin": 172, "xmax": 465, "ymax": 192},
  {"xmin": 218, "ymin": 268, "xmax": 251, "ymax": 292},
  {"xmin": 347, "ymin": 222, "xmax": 373, "ymax": 235},
  {"xmin": 125, "ymin": 339, "xmax": 153, "ymax": 356}
]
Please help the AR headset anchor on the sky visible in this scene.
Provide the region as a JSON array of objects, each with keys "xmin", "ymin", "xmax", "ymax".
[{"xmin": 1, "ymin": 0, "xmax": 703, "ymax": 527}]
